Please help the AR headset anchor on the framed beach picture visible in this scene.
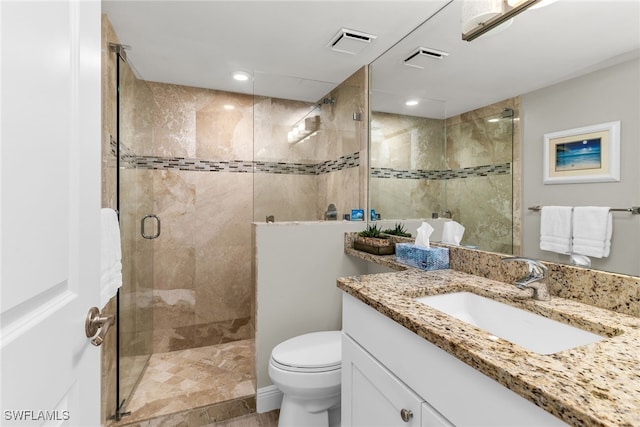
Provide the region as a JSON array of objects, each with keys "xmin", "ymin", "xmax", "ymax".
[{"xmin": 543, "ymin": 121, "xmax": 620, "ymax": 184}]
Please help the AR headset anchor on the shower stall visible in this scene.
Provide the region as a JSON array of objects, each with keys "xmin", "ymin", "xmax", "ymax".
[
  {"xmin": 108, "ymin": 43, "xmax": 256, "ymax": 424},
  {"xmin": 104, "ymin": 17, "xmax": 366, "ymax": 424}
]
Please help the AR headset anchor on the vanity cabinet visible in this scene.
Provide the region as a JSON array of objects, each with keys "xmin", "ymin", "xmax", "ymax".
[
  {"xmin": 343, "ymin": 333, "xmax": 453, "ymax": 426},
  {"xmin": 341, "ymin": 293, "xmax": 567, "ymax": 427}
]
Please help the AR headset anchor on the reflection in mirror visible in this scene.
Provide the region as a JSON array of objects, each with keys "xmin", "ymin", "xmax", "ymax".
[
  {"xmin": 368, "ymin": 0, "xmax": 639, "ymax": 275},
  {"xmin": 369, "ymin": 97, "xmax": 516, "ymax": 254}
]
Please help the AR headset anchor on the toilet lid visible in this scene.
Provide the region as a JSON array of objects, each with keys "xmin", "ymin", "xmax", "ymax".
[{"xmin": 271, "ymin": 331, "xmax": 341, "ymax": 372}]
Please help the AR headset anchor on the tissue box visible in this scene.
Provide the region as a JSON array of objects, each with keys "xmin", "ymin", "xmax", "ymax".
[{"xmin": 395, "ymin": 243, "xmax": 449, "ymax": 271}]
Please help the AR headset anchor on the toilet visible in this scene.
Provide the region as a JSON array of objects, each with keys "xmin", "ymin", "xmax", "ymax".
[{"xmin": 268, "ymin": 331, "xmax": 342, "ymax": 427}]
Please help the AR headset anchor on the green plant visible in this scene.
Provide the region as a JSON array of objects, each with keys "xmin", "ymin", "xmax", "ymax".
[
  {"xmin": 358, "ymin": 224, "xmax": 384, "ymax": 238},
  {"xmin": 382, "ymin": 222, "xmax": 412, "ymax": 238}
]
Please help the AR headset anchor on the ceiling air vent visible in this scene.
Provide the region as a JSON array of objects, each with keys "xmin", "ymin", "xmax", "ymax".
[
  {"xmin": 328, "ymin": 28, "xmax": 377, "ymax": 55},
  {"xmin": 403, "ymin": 47, "xmax": 449, "ymax": 69}
]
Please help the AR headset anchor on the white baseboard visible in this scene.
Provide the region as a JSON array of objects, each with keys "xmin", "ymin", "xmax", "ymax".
[{"xmin": 257, "ymin": 385, "xmax": 283, "ymax": 413}]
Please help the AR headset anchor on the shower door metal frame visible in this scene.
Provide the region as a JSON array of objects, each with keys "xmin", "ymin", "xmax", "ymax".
[{"xmin": 111, "ymin": 42, "xmax": 157, "ymax": 421}]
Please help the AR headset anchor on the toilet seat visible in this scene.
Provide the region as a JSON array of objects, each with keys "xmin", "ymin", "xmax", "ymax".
[{"xmin": 271, "ymin": 331, "xmax": 341, "ymax": 373}]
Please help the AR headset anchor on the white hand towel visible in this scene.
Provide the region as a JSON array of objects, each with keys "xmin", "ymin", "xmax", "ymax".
[
  {"xmin": 441, "ymin": 221, "xmax": 465, "ymax": 245},
  {"xmin": 100, "ymin": 208, "xmax": 123, "ymax": 308},
  {"xmin": 572, "ymin": 206, "xmax": 612, "ymax": 258},
  {"xmin": 540, "ymin": 206, "xmax": 572, "ymax": 254}
]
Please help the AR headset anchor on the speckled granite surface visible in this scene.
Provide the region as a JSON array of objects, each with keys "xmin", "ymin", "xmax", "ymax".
[{"xmin": 341, "ymin": 234, "xmax": 640, "ymax": 426}]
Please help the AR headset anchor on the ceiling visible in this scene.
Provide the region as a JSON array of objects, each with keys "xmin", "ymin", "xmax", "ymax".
[
  {"xmin": 102, "ymin": 1, "xmax": 448, "ymax": 100},
  {"xmin": 103, "ymin": 0, "xmax": 640, "ymax": 118}
]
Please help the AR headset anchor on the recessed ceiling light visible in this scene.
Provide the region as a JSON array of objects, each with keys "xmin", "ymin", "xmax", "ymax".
[
  {"xmin": 223, "ymin": 104, "xmax": 235, "ymax": 110},
  {"xmin": 405, "ymin": 99, "xmax": 419, "ymax": 106},
  {"xmin": 232, "ymin": 71, "xmax": 251, "ymax": 81}
]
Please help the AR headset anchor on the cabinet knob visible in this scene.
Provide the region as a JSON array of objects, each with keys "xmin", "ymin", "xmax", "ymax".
[{"xmin": 400, "ymin": 408, "xmax": 413, "ymax": 422}]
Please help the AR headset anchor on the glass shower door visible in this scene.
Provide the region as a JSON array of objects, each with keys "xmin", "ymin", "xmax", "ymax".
[{"xmin": 116, "ymin": 52, "xmax": 155, "ymax": 416}]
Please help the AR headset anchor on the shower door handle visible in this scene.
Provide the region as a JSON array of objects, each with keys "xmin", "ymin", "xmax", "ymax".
[{"xmin": 141, "ymin": 214, "xmax": 161, "ymax": 239}]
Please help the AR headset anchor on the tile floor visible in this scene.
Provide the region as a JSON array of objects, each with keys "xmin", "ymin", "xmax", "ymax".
[
  {"xmin": 204, "ymin": 410, "xmax": 279, "ymax": 427},
  {"xmin": 113, "ymin": 340, "xmax": 258, "ymax": 426}
]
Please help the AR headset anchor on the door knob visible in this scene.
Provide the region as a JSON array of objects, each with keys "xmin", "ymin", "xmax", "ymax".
[
  {"xmin": 400, "ymin": 408, "xmax": 413, "ymax": 422},
  {"xmin": 85, "ymin": 307, "xmax": 115, "ymax": 346}
]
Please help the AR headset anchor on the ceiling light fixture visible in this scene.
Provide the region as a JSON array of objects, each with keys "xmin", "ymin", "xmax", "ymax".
[
  {"xmin": 405, "ymin": 99, "xmax": 419, "ymax": 106},
  {"xmin": 288, "ymin": 115, "xmax": 320, "ymax": 144},
  {"xmin": 508, "ymin": 0, "xmax": 557, "ymax": 9},
  {"xmin": 462, "ymin": 0, "xmax": 541, "ymax": 42},
  {"xmin": 232, "ymin": 71, "xmax": 251, "ymax": 81}
]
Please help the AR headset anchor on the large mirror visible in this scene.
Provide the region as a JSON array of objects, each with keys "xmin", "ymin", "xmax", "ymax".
[{"xmin": 369, "ymin": 0, "xmax": 640, "ymax": 276}]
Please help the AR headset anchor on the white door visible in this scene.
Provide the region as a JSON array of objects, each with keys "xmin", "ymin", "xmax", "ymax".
[{"xmin": 1, "ymin": 1, "xmax": 102, "ymax": 426}]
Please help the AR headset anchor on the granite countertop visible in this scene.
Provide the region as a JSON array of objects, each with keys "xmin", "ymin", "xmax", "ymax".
[{"xmin": 339, "ymin": 247, "xmax": 640, "ymax": 427}]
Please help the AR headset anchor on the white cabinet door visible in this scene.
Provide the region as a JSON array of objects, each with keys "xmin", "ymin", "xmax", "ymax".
[
  {"xmin": 343, "ymin": 333, "xmax": 453, "ymax": 427},
  {"xmin": 421, "ymin": 402, "xmax": 454, "ymax": 427},
  {"xmin": 1, "ymin": 1, "xmax": 102, "ymax": 425}
]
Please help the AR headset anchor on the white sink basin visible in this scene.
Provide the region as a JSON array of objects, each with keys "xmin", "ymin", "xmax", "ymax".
[{"xmin": 415, "ymin": 292, "xmax": 606, "ymax": 354}]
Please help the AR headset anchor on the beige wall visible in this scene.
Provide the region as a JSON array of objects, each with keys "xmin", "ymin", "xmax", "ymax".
[{"xmin": 521, "ymin": 57, "xmax": 640, "ymax": 276}]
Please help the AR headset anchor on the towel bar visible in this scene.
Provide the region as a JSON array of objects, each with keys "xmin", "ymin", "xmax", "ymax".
[{"xmin": 528, "ymin": 205, "xmax": 640, "ymax": 215}]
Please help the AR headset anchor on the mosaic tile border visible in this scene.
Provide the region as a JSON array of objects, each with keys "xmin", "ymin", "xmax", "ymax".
[
  {"xmin": 370, "ymin": 162, "xmax": 511, "ymax": 180},
  {"xmin": 118, "ymin": 151, "xmax": 359, "ymax": 176}
]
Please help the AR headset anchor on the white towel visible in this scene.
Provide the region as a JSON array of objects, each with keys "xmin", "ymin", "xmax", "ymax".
[
  {"xmin": 441, "ymin": 221, "xmax": 465, "ymax": 245},
  {"xmin": 540, "ymin": 206, "xmax": 572, "ymax": 254},
  {"xmin": 572, "ymin": 206, "xmax": 612, "ymax": 258},
  {"xmin": 100, "ymin": 208, "xmax": 123, "ymax": 308}
]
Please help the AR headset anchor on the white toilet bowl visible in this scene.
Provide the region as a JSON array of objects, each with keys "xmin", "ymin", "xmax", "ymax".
[{"xmin": 268, "ymin": 331, "xmax": 341, "ymax": 427}]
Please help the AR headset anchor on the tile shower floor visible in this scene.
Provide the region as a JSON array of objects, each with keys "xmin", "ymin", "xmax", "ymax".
[{"xmin": 117, "ymin": 339, "xmax": 256, "ymax": 425}]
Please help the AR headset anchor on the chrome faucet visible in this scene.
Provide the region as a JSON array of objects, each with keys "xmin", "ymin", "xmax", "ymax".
[{"xmin": 501, "ymin": 257, "xmax": 550, "ymax": 301}]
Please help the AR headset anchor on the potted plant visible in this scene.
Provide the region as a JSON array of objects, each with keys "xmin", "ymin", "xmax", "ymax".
[
  {"xmin": 381, "ymin": 223, "xmax": 412, "ymax": 238},
  {"xmin": 354, "ymin": 224, "xmax": 395, "ymax": 255}
]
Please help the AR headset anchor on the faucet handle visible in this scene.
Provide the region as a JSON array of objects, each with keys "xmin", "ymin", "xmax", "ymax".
[{"xmin": 501, "ymin": 256, "xmax": 548, "ymax": 277}]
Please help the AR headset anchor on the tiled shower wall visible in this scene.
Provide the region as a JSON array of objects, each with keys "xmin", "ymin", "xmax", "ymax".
[
  {"xmin": 141, "ymin": 82, "xmax": 255, "ymax": 354},
  {"xmin": 253, "ymin": 68, "xmax": 366, "ymax": 221},
  {"xmin": 135, "ymin": 67, "xmax": 366, "ymax": 353},
  {"xmin": 370, "ymin": 113, "xmax": 446, "ymax": 219},
  {"xmin": 445, "ymin": 97, "xmax": 521, "ymax": 255},
  {"xmin": 370, "ymin": 97, "xmax": 520, "ymax": 254}
]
